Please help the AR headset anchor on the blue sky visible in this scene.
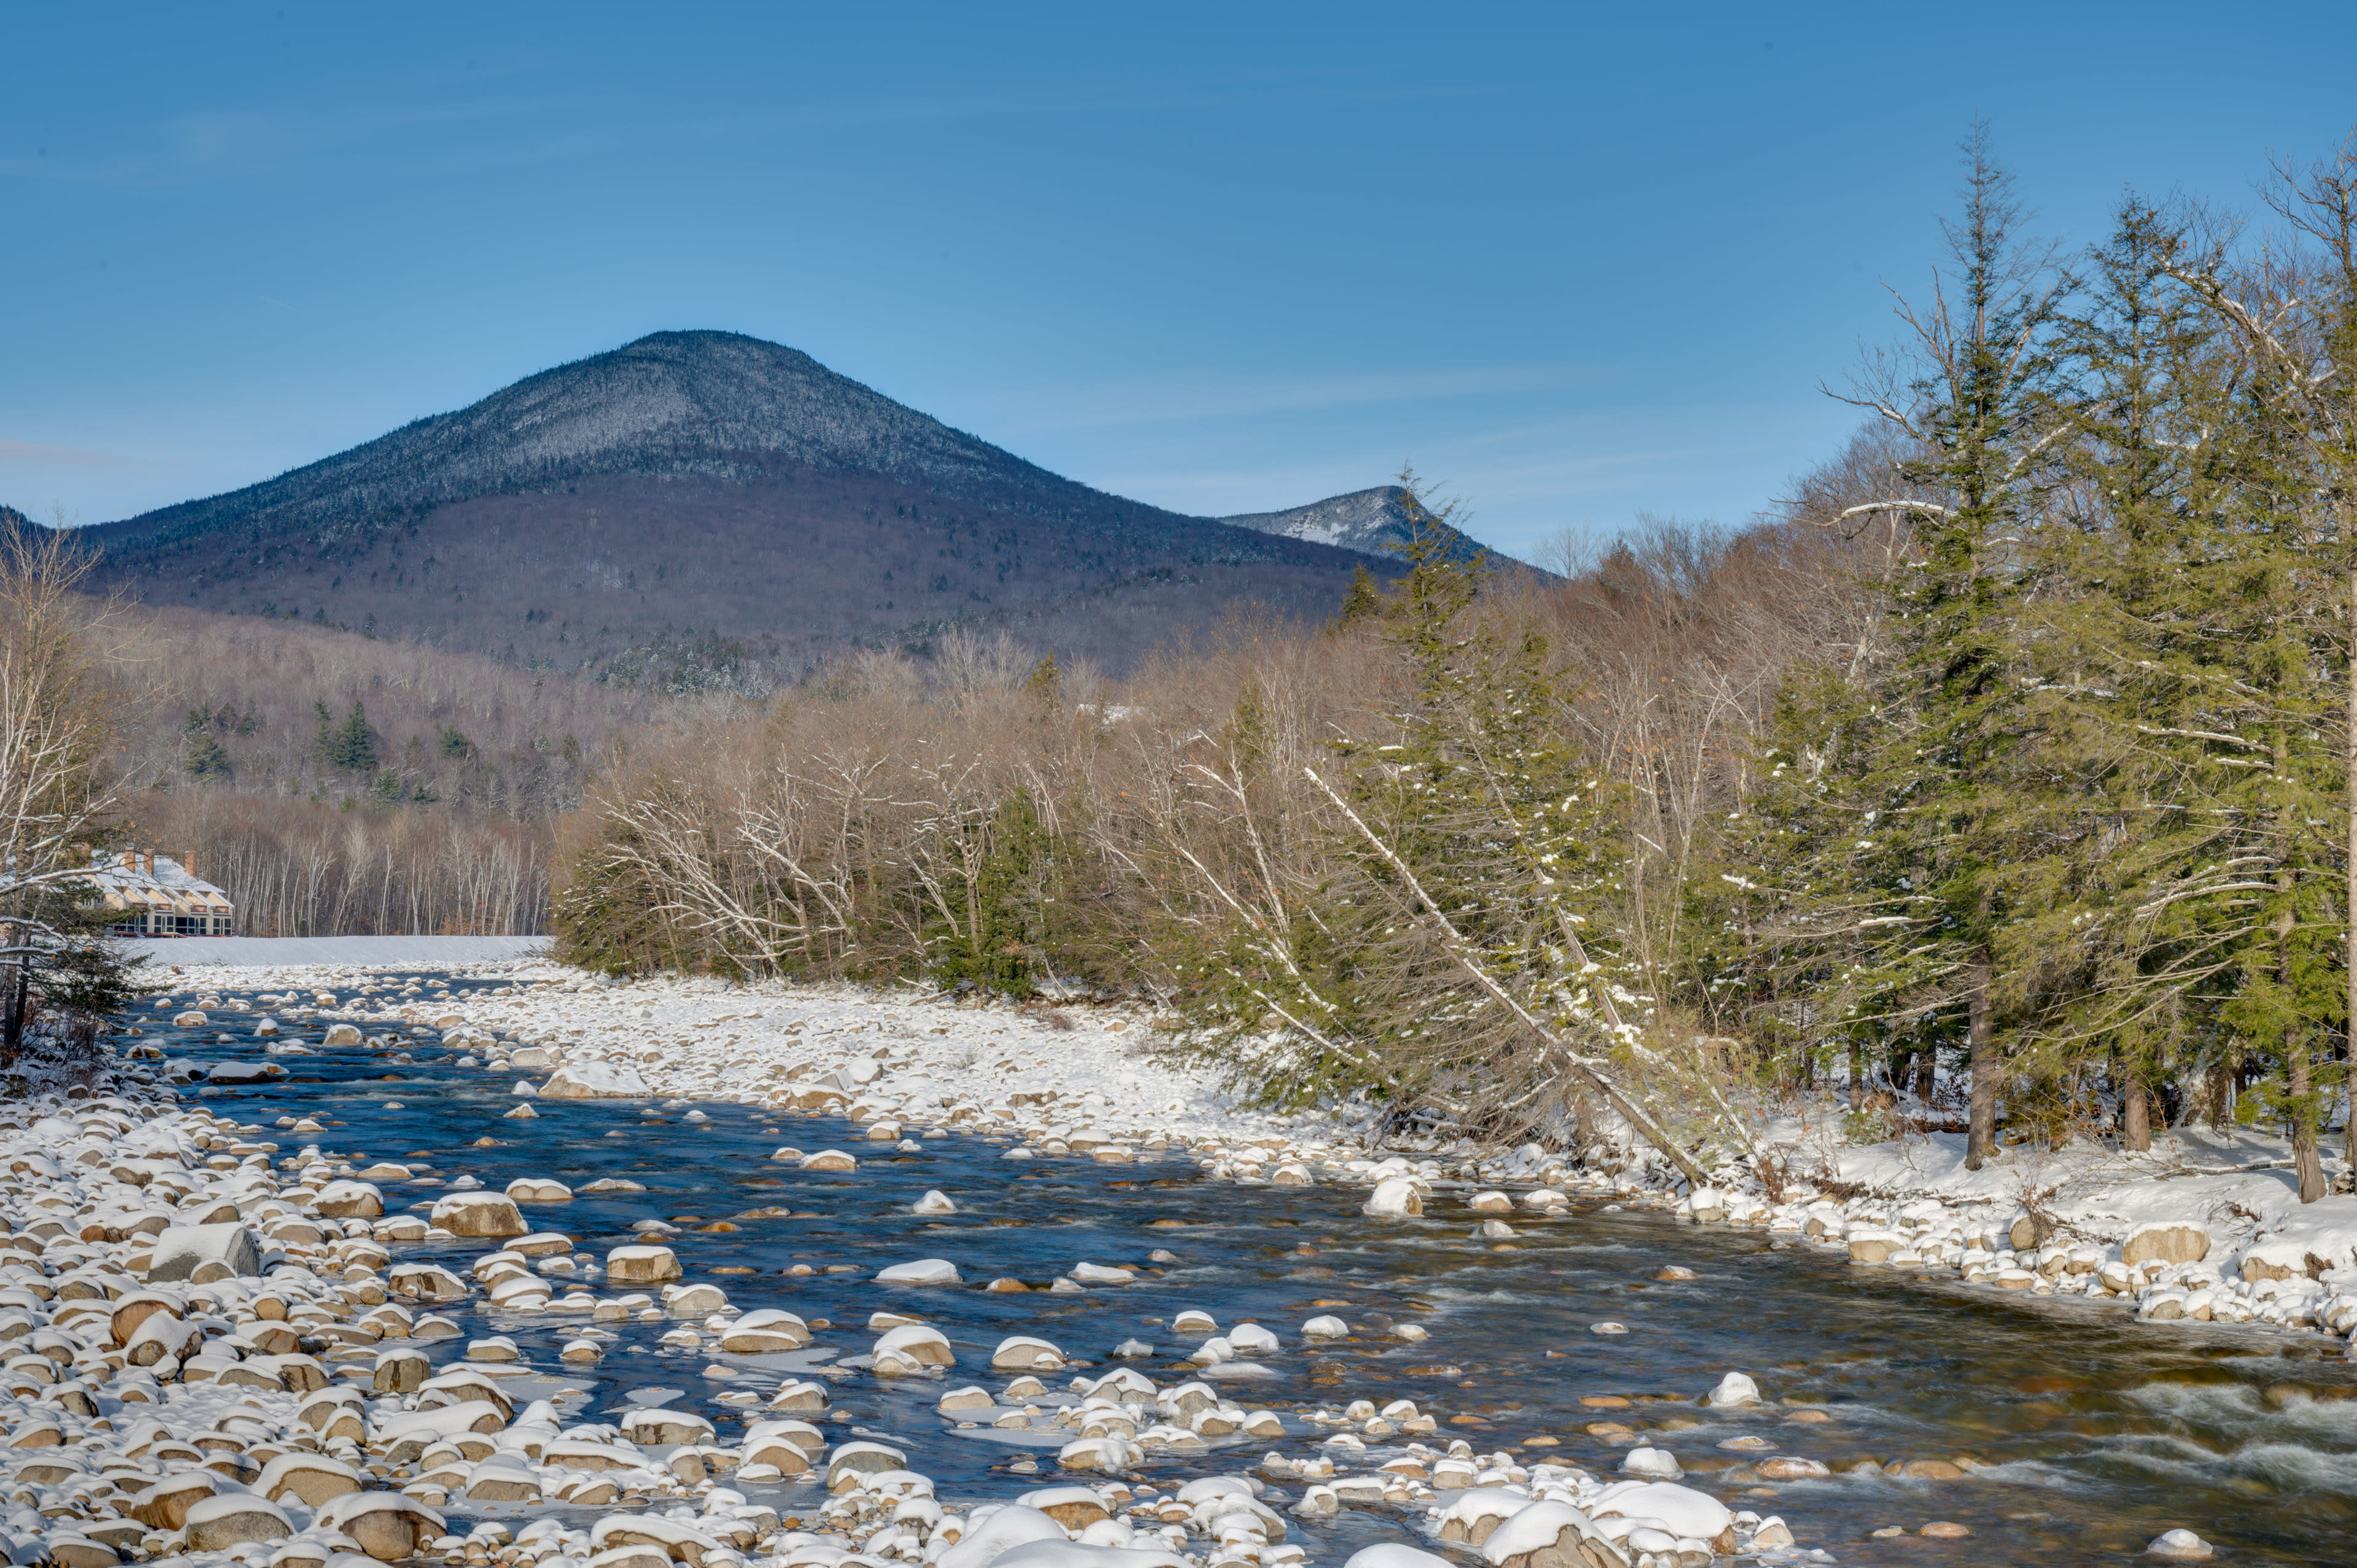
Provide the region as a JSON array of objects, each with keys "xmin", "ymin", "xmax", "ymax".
[{"xmin": 4, "ymin": 3, "xmax": 2353, "ymax": 563}]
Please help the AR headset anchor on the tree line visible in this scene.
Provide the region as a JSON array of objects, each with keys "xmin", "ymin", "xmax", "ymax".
[{"xmin": 549, "ymin": 129, "xmax": 2357, "ymax": 1193}]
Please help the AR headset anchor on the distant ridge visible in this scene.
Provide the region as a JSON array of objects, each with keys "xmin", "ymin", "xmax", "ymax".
[
  {"xmin": 70, "ymin": 332, "xmax": 1419, "ymax": 674},
  {"xmin": 1221, "ymin": 485, "xmax": 1500, "ymax": 568}
]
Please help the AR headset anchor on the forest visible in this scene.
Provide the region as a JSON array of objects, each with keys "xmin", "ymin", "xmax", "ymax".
[{"xmin": 547, "ymin": 132, "xmax": 2357, "ymax": 1198}]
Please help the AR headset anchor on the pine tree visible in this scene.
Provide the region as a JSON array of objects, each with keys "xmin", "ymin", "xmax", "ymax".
[
  {"xmin": 318, "ymin": 701, "xmax": 377, "ymax": 771},
  {"xmin": 1330, "ymin": 564, "xmax": 1388, "ymax": 631},
  {"xmin": 1985, "ymin": 196, "xmax": 2232, "ymax": 1151},
  {"xmin": 1024, "ymin": 651, "xmax": 1061, "ymax": 709},
  {"xmin": 1822, "ymin": 128, "xmax": 2073, "ymax": 1167}
]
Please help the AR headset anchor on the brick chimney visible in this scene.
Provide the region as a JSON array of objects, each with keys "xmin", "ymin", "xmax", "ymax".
[
  {"xmin": 182, "ymin": 849, "xmax": 197, "ymax": 881},
  {"xmin": 144, "ymin": 851, "xmax": 157, "ymax": 877}
]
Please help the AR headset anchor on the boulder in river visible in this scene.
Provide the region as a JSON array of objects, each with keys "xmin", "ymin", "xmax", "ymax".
[
  {"xmin": 606, "ymin": 1244, "xmax": 683, "ymax": 1284},
  {"xmin": 991, "ymin": 1334, "xmax": 1066, "ymax": 1370},
  {"xmin": 1587, "ymin": 1481, "xmax": 1734, "ymax": 1553},
  {"xmin": 876, "ymin": 1257, "xmax": 962, "ymax": 1286},
  {"xmin": 719, "ymin": 1308, "xmax": 811, "ymax": 1351},
  {"xmin": 2145, "ymin": 1529, "xmax": 2215, "ymax": 1559},
  {"xmin": 315, "ymin": 1179, "xmax": 385, "ymax": 1218},
  {"xmin": 1364, "ymin": 1178, "xmax": 1424, "ymax": 1218},
  {"xmin": 432, "ymin": 1192, "xmax": 526, "ymax": 1238},
  {"xmin": 873, "ymin": 1323, "xmax": 955, "ymax": 1374},
  {"xmin": 541, "ymin": 1061, "xmax": 652, "ymax": 1098},
  {"xmin": 1706, "ymin": 1371, "xmax": 1761, "ymax": 1407}
]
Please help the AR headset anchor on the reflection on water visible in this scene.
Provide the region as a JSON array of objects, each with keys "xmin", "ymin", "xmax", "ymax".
[{"xmin": 155, "ymin": 973, "xmax": 2357, "ymax": 1565}]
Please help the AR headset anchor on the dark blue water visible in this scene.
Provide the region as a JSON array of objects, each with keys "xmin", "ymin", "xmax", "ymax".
[{"xmin": 150, "ymin": 971, "xmax": 2357, "ymax": 1566}]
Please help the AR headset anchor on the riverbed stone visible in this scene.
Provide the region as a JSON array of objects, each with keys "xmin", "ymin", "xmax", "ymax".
[
  {"xmin": 2145, "ymin": 1528, "xmax": 2215, "ymax": 1559},
  {"xmin": 1708, "ymin": 1371, "xmax": 1762, "ymax": 1407},
  {"xmin": 147, "ymin": 1220, "xmax": 262, "ymax": 1282},
  {"xmin": 258, "ymin": 1451, "xmax": 365, "ymax": 1506},
  {"xmin": 719, "ymin": 1308, "xmax": 810, "ymax": 1351},
  {"xmin": 2123, "ymin": 1222, "xmax": 2210, "ymax": 1266},
  {"xmin": 431, "ymin": 1192, "xmax": 526, "ymax": 1238},
  {"xmin": 605, "ymin": 1244, "xmax": 683, "ymax": 1283},
  {"xmin": 315, "ymin": 1179, "xmax": 385, "ymax": 1218},
  {"xmin": 184, "ymin": 1494, "xmax": 295, "ymax": 1551},
  {"xmin": 876, "ymin": 1257, "xmax": 962, "ymax": 1286}
]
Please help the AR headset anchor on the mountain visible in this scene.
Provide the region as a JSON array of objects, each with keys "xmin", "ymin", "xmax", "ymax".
[
  {"xmin": 1222, "ymin": 485, "xmax": 1414, "ymax": 553},
  {"xmin": 1220, "ymin": 485, "xmax": 1500, "ymax": 567},
  {"xmin": 68, "ymin": 331, "xmax": 1421, "ymax": 676}
]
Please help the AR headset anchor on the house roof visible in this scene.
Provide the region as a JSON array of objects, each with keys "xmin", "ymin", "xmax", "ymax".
[{"xmin": 83, "ymin": 854, "xmax": 234, "ymax": 914}]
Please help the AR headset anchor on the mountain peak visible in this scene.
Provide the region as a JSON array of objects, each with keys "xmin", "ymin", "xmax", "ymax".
[{"xmin": 74, "ymin": 331, "xmax": 1398, "ymax": 674}]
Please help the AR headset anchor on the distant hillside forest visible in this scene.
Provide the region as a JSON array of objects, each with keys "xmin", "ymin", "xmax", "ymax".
[{"xmin": 101, "ymin": 599, "xmax": 1134, "ymax": 935}]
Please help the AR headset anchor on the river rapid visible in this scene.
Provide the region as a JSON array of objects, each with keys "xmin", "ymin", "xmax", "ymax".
[{"xmin": 157, "ymin": 969, "xmax": 2357, "ymax": 1566}]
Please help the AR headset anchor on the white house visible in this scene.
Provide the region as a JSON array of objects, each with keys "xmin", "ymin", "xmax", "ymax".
[{"xmin": 85, "ymin": 850, "xmax": 235, "ymax": 937}]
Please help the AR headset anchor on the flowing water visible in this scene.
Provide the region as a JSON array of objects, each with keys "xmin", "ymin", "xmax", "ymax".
[{"xmin": 158, "ymin": 973, "xmax": 2357, "ymax": 1566}]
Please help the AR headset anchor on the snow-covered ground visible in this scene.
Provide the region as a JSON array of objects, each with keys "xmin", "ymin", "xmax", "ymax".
[{"xmin": 125, "ymin": 935, "xmax": 552, "ymax": 967}]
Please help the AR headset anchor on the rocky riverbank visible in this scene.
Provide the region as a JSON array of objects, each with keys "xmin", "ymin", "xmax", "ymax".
[
  {"xmin": 0, "ymin": 951, "xmax": 2252, "ymax": 1568},
  {"xmin": 1, "ymin": 960, "xmax": 1838, "ymax": 1568}
]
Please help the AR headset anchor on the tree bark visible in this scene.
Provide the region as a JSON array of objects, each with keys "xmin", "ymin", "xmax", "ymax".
[
  {"xmin": 1965, "ymin": 945, "xmax": 1997, "ymax": 1169},
  {"xmin": 1913, "ymin": 1048, "xmax": 1936, "ymax": 1103},
  {"xmin": 2291, "ymin": 1037, "xmax": 2327, "ymax": 1202},
  {"xmin": 1, "ymin": 962, "xmax": 23, "ymax": 1070},
  {"xmin": 1848, "ymin": 1040, "xmax": 1863, "ymax": 1113},
  {"xmin": 2347, "ymin": 566, "xmax": 2357, "ymax": 1180},
  {"xmin": 2123, "ymin": 1068, "xmax": 2151, "ymax": 1153}
]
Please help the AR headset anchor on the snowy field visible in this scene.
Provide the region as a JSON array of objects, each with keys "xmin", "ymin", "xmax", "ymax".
[{"xmin": 125, "ymin": 935, "xmax": 553, "ymax": 967}]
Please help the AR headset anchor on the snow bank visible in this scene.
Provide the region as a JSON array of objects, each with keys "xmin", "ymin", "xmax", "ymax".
[{"xmin": 126, "ymin": 935, "xmax": 550, "ymax": 967}]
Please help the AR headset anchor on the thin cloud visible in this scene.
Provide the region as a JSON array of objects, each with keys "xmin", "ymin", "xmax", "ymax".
[
  {"xmin": 999, "ymin": 365, "xmax": 1598, "ymax": 434},
  {"xmin": 0, "ymin": 437, "xmax": 152, "ymax": 473}
]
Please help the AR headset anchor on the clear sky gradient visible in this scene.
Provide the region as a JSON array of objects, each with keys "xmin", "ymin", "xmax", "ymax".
[{"xmin": 5, "ymin": 2, "xmax": 2353, "ymax": 562}]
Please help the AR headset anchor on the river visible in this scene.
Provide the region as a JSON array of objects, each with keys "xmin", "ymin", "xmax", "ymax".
[{"xmin": 154, "ymin": 969, "xmax": 2357, "ymax": 1566}]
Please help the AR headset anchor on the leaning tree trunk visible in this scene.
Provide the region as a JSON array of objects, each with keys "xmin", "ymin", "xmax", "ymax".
[{"xmin": 1965, "ymin": 945, "xmax": 1997, "ymax": 1170}]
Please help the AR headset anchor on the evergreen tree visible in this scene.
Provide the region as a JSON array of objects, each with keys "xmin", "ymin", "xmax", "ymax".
[
  {"xmin": 317, "ymin": 701, "xmax": 377, "ymax": 771},
  {"xmin": 1820, "ymin": 129, "xmax": 2073, "ymax": 1167},
  {"xmin": 1330, "ymin": 564, "xmax": 1388, "ymax": 631},
  {"xmin": 1024, "ymin": 651, "xmax": 1061, "ymax": 709},
  {"xmin": 184, "ymin": 728, "xmax": 231, "ymax": 778},
  {"xmin": 1987, "ymin": 196, "xmax": 2235, "ymax": 1151}
]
